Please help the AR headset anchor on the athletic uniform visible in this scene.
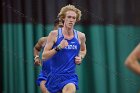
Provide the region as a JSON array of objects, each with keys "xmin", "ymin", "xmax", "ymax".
[
  {"xmin": 46, "ymin": 28, "xmax": 80, "ymax": 93},
  {"xmin": 36, "ymin": 40, "xmax": 51, "ymax": 86},
  {"xmin": 36, "ymin": 59, "xmax": 51, "ymax": 86},
  {"xmin": 36, "ymin": 28, "xmax": 62, "ymax": 86}
]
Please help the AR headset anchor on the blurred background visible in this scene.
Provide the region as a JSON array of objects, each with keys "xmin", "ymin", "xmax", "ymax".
[{"xmin": 1, "ymin": 0, "xmax": 140, "ymax": 93}]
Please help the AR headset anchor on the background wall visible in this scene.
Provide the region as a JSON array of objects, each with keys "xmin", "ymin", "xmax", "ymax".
[{"xmin": 1, "ymin": 0, "xmax": 140, "ymax": 93}]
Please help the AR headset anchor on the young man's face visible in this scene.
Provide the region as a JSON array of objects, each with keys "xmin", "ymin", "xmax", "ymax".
[{"xmin": 64, "ymin": 10, "xmax": 77, "ymax": 28}]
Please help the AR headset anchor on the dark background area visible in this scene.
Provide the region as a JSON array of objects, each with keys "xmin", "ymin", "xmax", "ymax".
[{"xmin": 0, "ymin": 0, "xmax": 140, "ymax": 25}]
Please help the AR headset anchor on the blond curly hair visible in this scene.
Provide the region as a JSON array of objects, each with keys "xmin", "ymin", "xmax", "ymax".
[{"xmin": 58, "ymin": 5, "xmax": 82, "ymax": 22}]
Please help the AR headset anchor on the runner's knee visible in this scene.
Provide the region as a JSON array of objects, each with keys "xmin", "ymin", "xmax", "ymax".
[{"xmin": 62, "ymin": 83, "xmax": 76, "ymax": 93}]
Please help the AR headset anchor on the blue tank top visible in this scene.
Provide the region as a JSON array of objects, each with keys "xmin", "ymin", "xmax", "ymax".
[
  {"xmin": 51, "ymin": 28, "xmax": 80, "ymax": 74},
  {"xmin": 39, "ymin": 42, "xmax": 51, "ymax": 76}
]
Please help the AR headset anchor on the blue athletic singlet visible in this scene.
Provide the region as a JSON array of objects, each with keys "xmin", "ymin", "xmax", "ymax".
[
  {"xmin": 36, "ymin": 41, "xmax": 51, "ymax": 86},
  {"xmin": 46, "ymin": 28, "xmax": 80, "ymax": 93},
  {"xmin": 36, "ymin": 59, "xmax": 51, "ymax": 86}
]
